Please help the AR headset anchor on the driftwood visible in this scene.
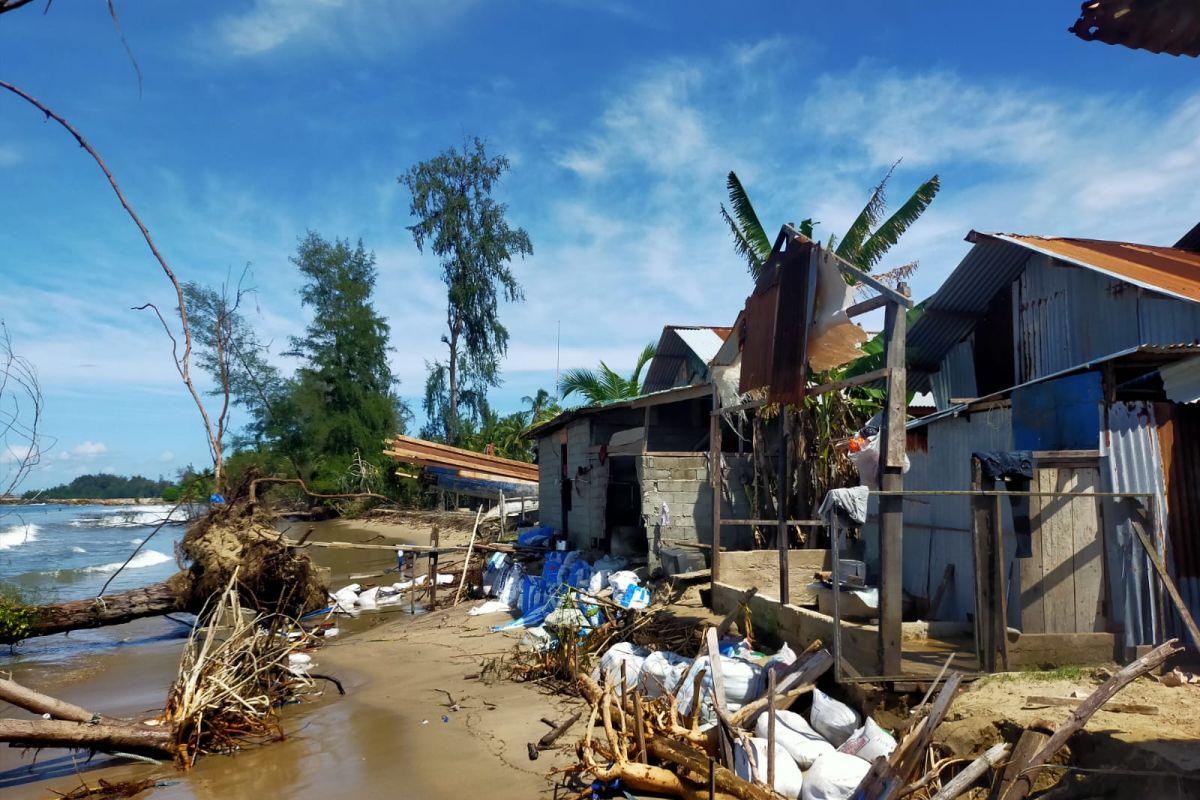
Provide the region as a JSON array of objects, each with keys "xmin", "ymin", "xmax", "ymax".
[
  {"xmin": 0, "ymin": 676, "xmax": 176, "ymax": 757},
  {"xmin": 853, "ymin": 672, "xmax": 964, "ymax": 799},
  {"xmin": 537, "ymin": 710, "xmax": 581, "ymax": 750},
  {"xmin": 998, "ymin": 638, "xmax": 1182, "ymax": 800},
  {"xmin": 929, "ymin": 742, "xmax": 1010, "ymax": 800},
  {"xmin": 988, "ymin": 722, "xmax": 1054, "ymax": 800}
]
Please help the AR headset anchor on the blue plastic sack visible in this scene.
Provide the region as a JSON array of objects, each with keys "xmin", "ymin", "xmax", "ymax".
[{"xmin": 517, "ymin": 527, "xmax": 555, "ymax": 547}]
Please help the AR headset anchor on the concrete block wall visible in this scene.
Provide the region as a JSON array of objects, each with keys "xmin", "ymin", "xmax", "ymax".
[
  {"xmin": 536, "ymin": 436, "xmax": 562, "ymax": 530},
  {"xmin": 565, "ymin": 419, "xmax": 609, "ymax": 549},
  {"xmin": 638, "ymin": 453, "xmax": 756, "ymax": 564}
]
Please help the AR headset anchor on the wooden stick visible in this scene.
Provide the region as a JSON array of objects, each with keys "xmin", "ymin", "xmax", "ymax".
[
  {"xmin": 427, "ymin": 524, "xmax": 440, "ymax": 607},
  {"xmin": 1022, "ymin": 695, "xmax": 1158, "ymax": 715},
  {"xmin": 732, "ymin": 648, "xmax": 833, "ymax": 728},
  {"xmin": 633, "ymin": 691, "xmax": 648, "ymax": 764},
  {"xmin": 929, "ymin": 743, "xmax": 1010, "ymax": 800},
  {"xmin": 999, "ymin": 640, "xmax": 1182, "ymax": 800},
  {"xmin": 1131, "ymin": 514, "xmax": 1200, "ymax": 652},
  {"xmin": 454, "ymin": 506, "xmax": 485, "ymax": 605},
  {"xmin": 537, "ymin": 710, "xmax": 581, "ymax": 749},
  {"xmin": 716, "ymin": 587, "xmax": 758, "ymax": 638}
]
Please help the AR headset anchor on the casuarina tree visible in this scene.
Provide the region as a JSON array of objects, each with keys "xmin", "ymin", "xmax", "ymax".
[
  {"xmin": 400, "ymin": 137, "xmax": 533, "ymax": 445},
  {"xmin": 285, "ymin": 233, "xmax": 402, "ymax": 490}
]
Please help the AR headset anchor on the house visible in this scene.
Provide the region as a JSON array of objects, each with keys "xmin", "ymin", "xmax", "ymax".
[
  {"xmin": 866, "ymin": 229, "xmax": 1200, "ymax": 659},
  {"xmin": 527, "ymin": 325, "xmax": 757, "ymax": 568}
]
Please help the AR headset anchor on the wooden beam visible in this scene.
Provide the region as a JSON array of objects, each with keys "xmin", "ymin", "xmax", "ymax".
[
  {"xmin": 383, "ymin": 448, "xmax": 538, "ymax": 482},
  {"xmin": 845, "ymin": 294, "xmax": 890, "ymax": 318},
  {"xmin": 778, "ymin": 425, "xmax": 791, "ymax": 606},
  {"xmin": 720, "ymin": 518, "xmax": 824, "ymax": 527},
  {"xmin": 783, "ymin": 224, "xmax": 914, "ymax": 308},
  {"xmin": 390, "ymin": 434, "xmax": 536, "ymax": 471},
  {"xmin": 1130, "ymin": 509, "xmax": 1200, "ymax": 653},
  {"xmin": 808, "ymin": 367, "xmax": 890, "ymax": 398},
  {"xmin": 714, "ymin": 397, "xmax": 767, "ymax": 416}
]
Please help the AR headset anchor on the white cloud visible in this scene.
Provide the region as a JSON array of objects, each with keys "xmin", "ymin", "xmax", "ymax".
[
  {"xmin": 57, "ymin": 451, "xmax": 70, "ymax": 461},
  {"xmin": 1, "ymin": 444, "xmax": 35, "ymax": 465},
  {"xmin": 159, "ymin": 450, "xmax": 175, "ymax": 462},
  {"xmin": 71, "ymin": 441, "xmax": 108, "ymax": 458},
  {"xmin": 211, "ymin": 0, "xmax": 480, "ymax": 58},
  {"xmin": 0, "ymin": 145, "xmax": 20, "ymax": 168}
]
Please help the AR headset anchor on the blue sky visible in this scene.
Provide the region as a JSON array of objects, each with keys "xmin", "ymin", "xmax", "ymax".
[{"xmin": 1, "ymin": 1, "xmax": 1198, "ymax": 489}]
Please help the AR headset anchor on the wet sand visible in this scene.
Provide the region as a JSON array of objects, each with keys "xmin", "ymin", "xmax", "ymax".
[{"xmin": 0, "ymin": 513, "xmax": 580, "ymax": 799}]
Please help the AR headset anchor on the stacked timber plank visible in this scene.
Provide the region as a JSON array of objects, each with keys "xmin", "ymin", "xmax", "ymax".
[{"xmin": 384, "ymin": 434, "xmax": 538, "ymax": 500}]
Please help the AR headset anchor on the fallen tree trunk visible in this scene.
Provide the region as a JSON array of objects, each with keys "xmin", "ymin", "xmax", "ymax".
[
  {"xmin": 2, "ymin": 580, "xmax": 186, "ymax": 645},
  {"xmin": 0, "ymin": 676, "xmax": 122, "ymax": 725},
  {"xmin": 0, "ymin": 718, "xmax": 175, "ymax": 756}
]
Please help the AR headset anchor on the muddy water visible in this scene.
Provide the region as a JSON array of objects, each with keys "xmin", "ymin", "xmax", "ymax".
[{"xmin": 0, "ymin": 519, "xmax": 441, "ymax": 799}]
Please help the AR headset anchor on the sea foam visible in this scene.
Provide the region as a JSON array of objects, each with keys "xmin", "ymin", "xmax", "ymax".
[
  {"xmin": 0, "ymin": 523, "xmax": 39, "ymax": 550},
  {"xmin": 83, "ymin": 550, "xmax": 173, "ymax": 573}
]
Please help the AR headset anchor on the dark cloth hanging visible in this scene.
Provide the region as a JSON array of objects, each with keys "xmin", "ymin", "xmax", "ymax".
[{"xmin": 973, "ymin": 450, "xmax": 1035, "ymax": 559}]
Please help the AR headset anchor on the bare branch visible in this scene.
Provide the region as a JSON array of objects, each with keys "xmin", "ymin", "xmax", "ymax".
[{"xmin": 0, "ymin": 80, "xmax": 222, "ymax": 485}]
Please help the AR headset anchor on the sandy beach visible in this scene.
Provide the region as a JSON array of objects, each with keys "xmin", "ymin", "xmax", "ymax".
[{"xmin": 0, "ymin": 513, "xmax": 584, "ymax": 800}]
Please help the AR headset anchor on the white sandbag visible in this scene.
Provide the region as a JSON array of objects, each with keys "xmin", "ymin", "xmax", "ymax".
[
  {"xmin": 837, "ymin": 717, "xmax": 896, "ymax": 763},
  {"xmin": 755, "ymin": 708, "xmax": 835, "ymax": 769},
  {"xmin": 734, "ymin": 737, "xmax": 804, "ymax": 799},
  {"xmin": 591, "ymin": 642, "xmax": 649, "ymax": 691},
  {"xmin": 468, "ymin": 599, "xmax": 511, "ymax": 616},
  {"xmin": 391, "ymin": 579, "xmax": 413, "ymax": 592},
  {"xmin": 608, "ymin": 570, "xmax": 640, "ymax": 596},
  {"xmin": 436, "ymin": 573, "xmax": 455, "ymax": 585},
  {"xmin": 496, "ymin": 562, "xmax": 525, "ymax": 608},
  {"xmin": 357, "ymin": 586, "xmax": 379, "ymax": 609},
  {"xmin": 676, "ymin": 656, "xmax": 765, "ymax": 724},
  {"xmin": 809, "ymin": 688, "xmax": 860, "ymax": 747},
  {"xmin": 638, "ymin": 651, "xmax": 692, "ymax": 699},
  {"xmin": 331, "ymin": 585, "xmax": 359, "ymax": 612},
  {"xmin": 767, "ymin": 642, "xmax": 798, "ymax": 678},
  {"xmin": 801, "ymin": 751, "xmax": 871, "ymax": 800}
]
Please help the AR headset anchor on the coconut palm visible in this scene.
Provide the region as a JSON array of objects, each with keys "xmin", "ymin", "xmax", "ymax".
[
  {"xmin": 558, "ymin": 344, "xmax": 656, "ymax": 406},
  {"xmin": 720, "ymin": 163, "xmax": 939, "ymax": 281}
]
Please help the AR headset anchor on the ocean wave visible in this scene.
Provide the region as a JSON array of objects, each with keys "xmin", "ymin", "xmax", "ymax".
[
  {"xmin": 69, "ymin": 506, "xmax": 190, "ymax": 529},
  {"xmin": 129, "ymin": 538, "xmax": 144, "ymax": 545},
  {"xmin": 82, "ymin": 550, "xmax": 173, "ymax": 573},
  {"xmin": 0, "ymin": 523, "xmax": 40, "ymax": 550},
  {"xmin": 71, "ymin": 546, "xmax": 87, "ymax": 553}
]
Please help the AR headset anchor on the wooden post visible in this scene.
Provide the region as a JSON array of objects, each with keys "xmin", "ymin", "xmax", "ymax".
[
  {"xmin": 831, "ymin": 516, "xmax": 844, "ymax": 680},
  {"xmin": 878, "ymin": 287, "xmax": 908, "ymax": 677},
  {"xmin": 499, "ymin": 491, "xmax": 506, "ymax": 538},
  {"xmin": 995, "ymin": 492, "xmax": 1010, "ymax": 671},
  {"xmin": 777, "ymin": 424, "xmax": 791, "ymax": 606},
  {"xmin": 427, "ymin": 524, "xmax": 440, "ymax": 607},
  {"xmin": 711, "ymin": 384, "xmax": 723, "ymax": 585},
  {"xmin": 972, "ymin": 459, "xmax": 997, "ymax": 672}
]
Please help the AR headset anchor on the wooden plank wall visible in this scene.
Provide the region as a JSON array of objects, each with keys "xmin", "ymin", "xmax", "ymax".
[{"xmin": 1021, "ymin": 464, "xmax": 1106, "ymax": 634}]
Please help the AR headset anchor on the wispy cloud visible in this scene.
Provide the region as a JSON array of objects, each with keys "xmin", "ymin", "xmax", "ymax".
[
  {"xmin": 0, "ymin": 145, "xmax": 21, "ymax": 168},
  {"xmin": 71, "ymin": 441, "xmax": 108, "ymax": 458},
  {"xmin": 210, "ymin": 0, "xmax": 480, "ymax": 58}
]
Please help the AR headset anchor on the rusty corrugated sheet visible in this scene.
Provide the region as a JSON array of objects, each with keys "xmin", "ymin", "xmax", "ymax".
[
  {"xmin": 738, "ymin": 283, "xmax": 779, "ymax": 394},
  {"xmin": 1157, "ymin": 403, "xmax": 1200, "ymax": 637},
  {"xmin": 997, "ymin": 234, "xmax": 1200, "ymax": 303},
  {"xmin": 1070, "ymin": 0, "xmax": 1200, "ymax": 58}
]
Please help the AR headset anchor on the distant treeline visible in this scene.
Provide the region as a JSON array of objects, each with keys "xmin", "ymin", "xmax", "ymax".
[{"xmin": 25, "ymin": 473, "xmax": 173, "ymax": 500}]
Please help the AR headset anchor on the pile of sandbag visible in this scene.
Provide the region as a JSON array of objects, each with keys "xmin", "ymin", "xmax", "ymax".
[
  {"xmin": 327, "ymin": 575, "xmax": 455, "ymax": 614},
  {"xmin": 588, "ymin": 638, "xmax": 898, "ymax": 800}
]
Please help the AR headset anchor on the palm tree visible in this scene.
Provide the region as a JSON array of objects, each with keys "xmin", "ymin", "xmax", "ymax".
[
  {"xmin": 558, "ymin": 344, "xmax": 656, "ymax": 405},
  {"xmin": 520, "ymin": 388, "xmax": 560, "ymax": 426},
  {"xmin": 720, "ymin": 162, "xmax": 939, "ymax": 281}
]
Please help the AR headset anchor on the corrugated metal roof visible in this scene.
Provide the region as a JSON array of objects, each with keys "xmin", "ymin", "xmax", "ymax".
[
  {"xmin": 1160, "ymin": 355, "xmax": 1200, "ymax": 404},
  {"xmin": 993, "ymin": 234, "xmax": 1200, "ymax": 303},
  {"xmin": 908, "ymin": 231, "xmax": 1200, "ymax": 383},
  {"xmin": 642, "ymin": 325, "xmax": 732, "ymax": 394},
  {"xmin": 524, "ymin": 382, "xmax": 712, "ymax": 439},
  {"xmin": 1070, "ymin": 0, "xmax": 1200, "ymax": 58}
]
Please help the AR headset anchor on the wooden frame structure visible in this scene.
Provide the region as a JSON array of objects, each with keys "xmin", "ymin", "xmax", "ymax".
[{"xmin": 710, "ymin": 224, "xmax": 913, "ymax": 677}]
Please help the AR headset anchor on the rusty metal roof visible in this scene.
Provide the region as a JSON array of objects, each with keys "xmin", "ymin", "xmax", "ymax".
[
  {"xmin": 987, "ymin": 233, "xmax": 1200, "ymax": 303},
  {"xmin": 642, "ymin": 325, "xmax": 732, "ymax": 394},
  {"xmin": 1070, "ymin": 0, "xmax": 1200, "ymax": 57}
]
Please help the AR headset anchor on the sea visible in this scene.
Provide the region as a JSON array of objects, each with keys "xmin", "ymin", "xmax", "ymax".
[{"xmin": 0, "ymin": 502, "xmax": 193, "ymax": 608}]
